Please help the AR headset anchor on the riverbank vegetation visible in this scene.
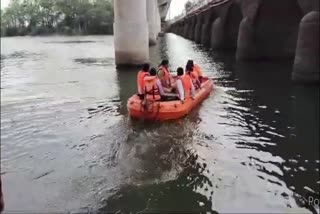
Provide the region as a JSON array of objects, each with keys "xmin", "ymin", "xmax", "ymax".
[{"xmin": 1, "ymin": 0, "xmax": 114, "ymax": 37}]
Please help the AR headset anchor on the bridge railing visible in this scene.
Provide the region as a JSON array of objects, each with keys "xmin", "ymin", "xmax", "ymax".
[
  {"xmin": 186, "ymin": 0, "xmax": 230, "ymax": 16},
  {"xmin": 169, "ymin": 0, "xmax": 230, "ymax": 23},
  {"xmin": 186, "ymin": 0, "xmax": 212, "ymax": 15}
]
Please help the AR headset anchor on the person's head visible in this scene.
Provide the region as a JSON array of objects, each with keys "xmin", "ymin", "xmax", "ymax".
[
  {"xmin": 177, "ymin": 67, "xmax": 184, "ymax": 76},
  {"xmin": 149, "ymin": 68, "xmax": 157, "ymax": 76},
  {"xmin": 186, "ymin": 60, "xmax": 194, "ymax": 71},
  {"xmin": 160, "ymin": 60, "xmax": 169, "ymax": 68},
  {"xmin": 186, "ymin": 64, "xmax": 192, "ymax": 73},
  {"xmin": 186, "ymin": 60, "xmax": 192, "ymax": 68},
  {"xmin": 189, "ymin": 60, "xmax": 194, "ymax": 67},
  {"xmin": 142, "ymin": 63, "xmax": 150, "ymax": 72}
]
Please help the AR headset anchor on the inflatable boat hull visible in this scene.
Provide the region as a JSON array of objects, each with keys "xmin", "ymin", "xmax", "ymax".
[{"xmin": 127, "ymin": 78, "xmax": 214, "ymax": 121}]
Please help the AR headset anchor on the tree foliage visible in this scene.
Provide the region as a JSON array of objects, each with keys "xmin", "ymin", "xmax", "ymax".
[{"xmin": 1, "ymin": 0, "xmax": 114, "ymax": 36}]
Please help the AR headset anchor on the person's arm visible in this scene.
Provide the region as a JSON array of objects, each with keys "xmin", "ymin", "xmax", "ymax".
[
  {"xmin": 156, "ymin": 79, "xmax": 165, "ymax": 96},
  {"xmin": 196, "ymin": 78, "xmax": 202, "ymax": 89},
  {"xmin": 137, "ymin": 74, "xmax": 141, "ymax": 94},
  {"xmin": 176, "ymin": 79, "xmax": 185, "ymax": 101},
  {"xmin": 157, "ymin": 70, "xmax": 167, "ymax": 86},
  {"xmin": 190, "ymin": 79, "xmax": 196, "ymax": 99},
  {"xmin": 168, "ymin": 68, "xmax": 173, "ymax": 78},
  {"xmin": 138, "ymin": 85, "xmax": 143, "ymax": 95},
  {"xmin": 157, "ymin": 69, "xmax": 164, "ymax": 79}
]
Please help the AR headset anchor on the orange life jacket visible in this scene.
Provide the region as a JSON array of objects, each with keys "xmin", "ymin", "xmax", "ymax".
[
  {"xmin": 159, "ymin": 66, "xmax": 171, "ymax": 87},
  {"xmin": 137, "ymin": 70, "xmax": 149, "ymax": 94},
  {"xmin": 144, "ymin": 76, "xmax": 161, "ymax": 101},
  {"xmin": 179, "ymin": 75, "xmax": 192, "ymax": 99}
]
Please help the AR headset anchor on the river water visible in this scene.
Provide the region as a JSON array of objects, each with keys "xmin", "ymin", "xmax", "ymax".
[{"xmin": 1, "ymin": 34, "xmax": 319, "ymax": 213}]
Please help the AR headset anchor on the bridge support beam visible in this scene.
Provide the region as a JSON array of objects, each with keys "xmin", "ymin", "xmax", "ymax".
[
  {"xmin": 183, "ymin": 21, "xmax": 189, "ymax": 38},
  {"xmin": 237, "ymin": 0, "xmax": 302, "ymax": 60},
  {"xmin": 155, "ymin": 6, "xmax": 161, "ymax": 36},
  {"xmin": 194, "ymin": 16, "xmax": 202, "ymax": 43},
  {"xmin": 188, "ymin": 17, "xmax": 196, "ymax": 40},
  {"xmin": 235, "ymin": 18, "xmax": 256, "ymax": 60},
  {"xmin": 200, "ymin": 10, "xmax": 213, "ymax": 47},
  {"xmin": 293, "ymin": 11, "xmax": 319, "ymax": 82},
  {"xmin": 147, "ymin": 0, "xmax": 158, "ymax": 45},
  {"xmin": 211, "ymin": 18, "xmax": 225, "ymax": 49},
  {"xmin": 114, "ymin": 0, "xmax": 149, "ymax": 66}
]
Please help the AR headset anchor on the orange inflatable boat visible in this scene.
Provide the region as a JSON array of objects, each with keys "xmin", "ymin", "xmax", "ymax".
[{"xmin": 127, "ymin": 77, "xmax": 214, "ymax": 121}]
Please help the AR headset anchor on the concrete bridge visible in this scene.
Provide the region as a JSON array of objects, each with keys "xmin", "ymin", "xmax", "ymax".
[
  {"xmin": 168, "ymin": 0, "xmax": 319, "ymax": 83},
  {"xmin": 113, "ymin": 0, "xmax": 171, "ymax": 66}
]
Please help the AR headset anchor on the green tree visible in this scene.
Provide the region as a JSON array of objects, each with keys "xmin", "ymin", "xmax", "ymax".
[
  {"xmin": 1, "ymin": 0, "xmax": 114, "ymax": 36},
  {"xmin": 23, "ymin": 0, "xmax": 41, "ymax": 31}
]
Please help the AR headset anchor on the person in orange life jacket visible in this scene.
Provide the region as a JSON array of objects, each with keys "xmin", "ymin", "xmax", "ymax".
[
  {"xmin": 187, "ymin": 60, "xmax": 204, "ymax": 83},
  {"xmin": 144, "ymin": 68, "xmax": 178, "ymax": 101},
  {"xmin": 144, "ymin": 68, "xmax": 161, "ymax": 101},
  {"xmin": 137, "ymin": 63, "xmax": 150, "ymax": 99},
  {"xmin": 176, "ymin": 67, "xmax": 195, "ymax": 102},
  {"xmin": 186, "ymin": 63, "xmax": 201, "ymax": 90},
  {"xmin": 158, "ymin": 59, "xmax": 172, "ymax": 89}
]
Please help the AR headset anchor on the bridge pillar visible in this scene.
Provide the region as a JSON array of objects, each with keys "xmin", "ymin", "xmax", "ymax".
[
  {"xmin": 188, "ymin": 17, "xmax": 196, "ymax": 40},
  {"xmin": 155, "ymin": 6, "xmax": 161, "ymax": 36},
  {"xmin": 211, "ymin": 18, "xmax": 225, "ymax": 49},
  {"xmin": 194, "ymin": 15, "xmax": 203, "ymax": 43},
  {"xmin": 293, "ymin": 11, "xmax": 319, "ymax": 82},
  {"xmin": 236, "ymin": 17, "xmax": 256, "ymax": 60},
  {"xmin": 201, "ymin": 24, "xmax": 208, "ymax": 45},
  {"xmin": 183, "ymin": 21, "xmax": 189, "ymax": 38},
  {"xmin": 114, "ymin": 0, "xmax": 149, "ymax": 66},
  {"xmin": 180, "ymin": 23, "xmax": 184, "ymax": 36},
  {"xmin": 177, "ymin": 23, "xmax": 180, "ymax": 35},
  {"xmin": 186, "ymin": 19, "xmax": 192, "ymax": 39},
  {"xmin": 201, "ymin": 10, "xmax": 213, "ymax": 47},
  {"xmin": 237, "ymin": 0, "xmax": 302, "ymax": 60},
  {"xmin": 147, "ymin": 0, "xmax": 158, "ymax": 45}
]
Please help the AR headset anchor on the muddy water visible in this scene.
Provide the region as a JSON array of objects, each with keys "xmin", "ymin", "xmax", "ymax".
[{"xmin": 1, "ymin": 34, "xmax": 319, "ymax": 213}]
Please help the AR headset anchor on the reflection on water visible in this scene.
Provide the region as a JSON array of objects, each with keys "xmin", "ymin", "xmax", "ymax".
[{"xmin": 1, "ymin": 34, "xmax": 319, "ymax": 213}]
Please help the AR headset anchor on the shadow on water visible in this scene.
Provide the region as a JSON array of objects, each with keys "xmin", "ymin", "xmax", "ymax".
[
  {"xmin": 289, "ymin": 85, "xmax": 319, "ymax": 211},
  {"xmin": 44, "ymin": 40, "xmax": 99, "ymax": 44},
  {"xmin": 231, "ymin": 61, "xmax": 319, "ymax": 212},
  {"xmin": 74, "ymin": 58, "xmax": 115, "ymax": 67},
  {"xmin": 1, "ymin": 51, "xmax": 44, "ymax": 61},
  {"xmin": 184, "ymin": 37, "xmax": 319, "ymax": 212}
]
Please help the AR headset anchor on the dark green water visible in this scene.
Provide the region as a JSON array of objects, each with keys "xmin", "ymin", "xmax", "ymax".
[{"xmin": 1, "ymin": 34, "xmax": 319, "ymax": 213}]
